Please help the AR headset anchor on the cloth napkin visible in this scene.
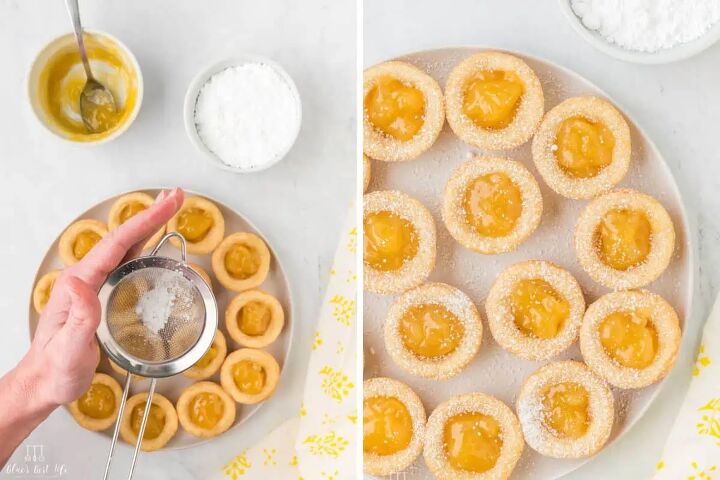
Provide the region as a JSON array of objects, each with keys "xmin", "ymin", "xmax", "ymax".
[
  {"xmin": 216, "ymin": 206, "xmax": 357, "ymax": 480},
  {"xmin": 655, "ymin": 293, "xmax": 720, "ymax": 479}
]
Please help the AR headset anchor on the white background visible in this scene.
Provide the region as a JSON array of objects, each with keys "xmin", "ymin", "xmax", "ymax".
[
  {"xmin": 0, "ymin": 0, "xmax": 354, "ymax": 479},
  {"xmin": 365, "ymin": 0, "xmax": 720, "ymax": 479}
]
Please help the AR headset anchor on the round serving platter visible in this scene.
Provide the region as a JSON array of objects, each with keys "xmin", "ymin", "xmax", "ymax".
[
  {"xmin": 28, "ymin": 188, "xmax": 294, "ymax": 450},
  {"xmin": 364, "ymin": 47, "xmax": 692, "ymax": 479}
]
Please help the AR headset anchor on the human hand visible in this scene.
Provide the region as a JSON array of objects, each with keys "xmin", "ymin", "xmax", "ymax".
[{"xmin": 20, "ymin": 187, "xmax": 184, "ymax": 409}]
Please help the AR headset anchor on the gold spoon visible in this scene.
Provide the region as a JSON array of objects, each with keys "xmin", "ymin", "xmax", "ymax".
[{"xmin": 65, "ymin": 0, "xmax": 117, "ymax": 133}]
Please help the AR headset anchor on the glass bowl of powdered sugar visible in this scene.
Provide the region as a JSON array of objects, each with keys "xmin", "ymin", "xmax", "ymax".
[
  {"xmin": 559, "ymin": 0, "xmax": 720, "ymax": 63},
  {"xmin": 184, "ymin": 55, "xmax": 302, "ymax": 172}
]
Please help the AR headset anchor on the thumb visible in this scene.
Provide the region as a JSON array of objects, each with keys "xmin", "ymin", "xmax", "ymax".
[{"xmin": 62, "ymin": 275, "xmax": 101, "ymax": 343}]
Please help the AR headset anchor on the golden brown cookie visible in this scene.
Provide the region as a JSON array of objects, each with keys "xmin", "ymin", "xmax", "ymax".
[
  {"xmin": 188, "ymin": 262, "xmax": 213, "ymax": 288},
  {"xmin": 517, "ymin": 361, "xmax": 614, "ymax": 458},
  {"xmin": 574, "ymin": 189, "xmax": 675, "ymax": 289},
  {"xmin": 364, "ymin": 61, "xmax": 445, "ymax": 161},
  {"xmin": 108, "ymin": 192, "xmax": 166, "ymax": 249},
  {"xmin": 532, "ymin": 96, "xmax": 631, "ymax": 199},
  {"xmin": 176, "ymin": 381, "xmax": 236, "ymax": 438},
  {"xmin": 58, "ymin": 219, "xmax": 108, "ymax": 266},
  {"xmin": 364, "ymin": 190, "xmax": 436, "ymax": 294},
  {"xmin": 486, "ymin": 261, "xmax": 585, "ymax": 361},
  {"xmin": 212, "ymin": 232, "xmax": 271, "ymax": 292},
  {"xmin": 580, "ymin": 290, "xmax": 681, "ymax": 389},
  {"xmin": 220, "ymin": 349, "xmax": 280, "ymax": 404},
  {"xmin": 442, "ymin": 157, "xmax": 542, "ymax": 254},
  {"xmin": 183, "ymin": 330, "xmax": 228, "ymax": 380},
  {"xmin": 225, "ymin": 290, "xmax": 284, "ymax": 348},
  {"xmin": 68, "ymin": 373, "xmax": 122, "ymax": 431},
  {"xmin": 423, "ymin": 392, "xmax": 524, "ymax": 480},
  {"xmin": 167, "ymin": 196, "xmax": 225, "ymax": 255},
  {"xmin": 33, "ymin": 270, "xmax": 62, "ymax": 314},
  {"xmin": 445, "ymin": 51, "xmax": 544, "ymax": 150},
  {"xmin": 364, "ymin": 377, "xmax": 426, "ymax": 477},
  {"xmin": 119, "ymin": 392, "xmax": 178, "ymax": 451},
  {"xmin": 384, "ymin": 282, "xmax": 482, "ymax": 379}
]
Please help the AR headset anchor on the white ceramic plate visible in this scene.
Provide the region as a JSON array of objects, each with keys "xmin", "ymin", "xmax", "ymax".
[
  {"xmin": 364, "ymin": 47, "xmax": 692, "ymax": 479},
  {"xmin": 28, "ymin": 188, "xmax": 294, "ymax": 450},
  {"xmin": 558, "ymin": 0, "xmax": 720, "ymax": 64}
]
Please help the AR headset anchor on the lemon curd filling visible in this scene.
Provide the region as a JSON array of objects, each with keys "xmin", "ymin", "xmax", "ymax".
[
  {"xmin": 77, "ymin": 384, "xmax": 115, "ymax": 419},
  {"xmin": 194, "ymin": 345, "xmax": 218, "ymax": 369},
  {"xmin": 232, "ymin": 360, "xmax": 267, "ymax": 395},
  {"xmin": 365, "ymin": 75, "xmax": 426, "ymax": 141},
  {"xmin": 177, "ymin": 208, "xmax": 214, "ymax": 243},
  {"xmin": 596, "ymin": 208, "xmax": 652, "ymax": 271},
  {"xmin": 130, "ymin": 402, "xmax": 166, "ymax": 439},
  {"xmin": 542, "ymin": 382, "xmax": 590, "ymax": 439},
  {"xmin": 463, "ymin": 173, "xmax": 522, "ymax": 238},
  {"xmin": 364, "ymin": 211, "xmax": 419, "ymax": 271},
  {"xmin": 188, "ymin": 392, "xmax": 225, "ymax": 429},
  {"xmin": 399, "ymin": 303, "xmax": 464, "ymax": 358},
  {"xmin": 363, "ymin": 396, "xmax": 413, "ymax": 456},
  {"xmin": 224, "ymin": 244, "xmax": 260, "ymax": 279},
  {"xmin": 238, "ymin": 301, "xmax": 271, "ymax": 336},
  {"xmin": 462, "ymin": 70, "xmax": 525, "ymax": 130},
  {"xmin": 118, "ymin": 201, "xmax": 147, "ymax": 224},
  {"xmin": 555, "ymin": 116, "xmax": 615, "ymax": 179},
  {"xmin": 444, "ymin": 413, "xmax": 503, "ymax": 473},
  {"xmin": 38, "ymin": 37, "xmax": 137, "ymax": 139},
  {"xmin": 509, "ymin": 279, "xmax": 570, "ymax": 340},
  {"xmin": 73, "ymin": 230, "xmax": 101, "ymax": 260},
  {"xmin": 599, "ymin": 309, "xmax": 658, "ymax": 369}
]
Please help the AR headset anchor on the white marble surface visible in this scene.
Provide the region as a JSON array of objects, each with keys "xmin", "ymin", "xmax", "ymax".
[
  {"xmin": 365, "ymin": 1, "xmax": 720, "ymax": 479},
  {"xmin": 0, "ymin": 0, "xmax": 354, "ymax": 479}
]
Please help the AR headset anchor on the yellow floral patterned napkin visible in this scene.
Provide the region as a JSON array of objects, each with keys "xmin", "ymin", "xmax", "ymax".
[
  {"xmin": 655, "ymin": 294, "xmax": 720, "ymax": 479},
  {"xmin": 221, "ymin": 419, "xmax": 301, "ymax": 478},
  {"xmin": 218, "ymin": 206, "xmax": 357, "ymax": 480}
]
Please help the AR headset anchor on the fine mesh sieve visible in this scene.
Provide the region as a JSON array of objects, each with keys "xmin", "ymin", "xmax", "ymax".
[
  {"xmin": 96, "ymin": 232, "xmax": 217, "ymax": 480},
  {"xmin": 105, "ymin": 267, "xmax": 204, "ymax": 363}
]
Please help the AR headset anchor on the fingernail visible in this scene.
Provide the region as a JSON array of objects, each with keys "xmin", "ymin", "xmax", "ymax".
[
  {"xmin": 169, "ymin": 187, "xmax": 180, "ymax": 197},
  {"xmin": 155, "ymin": 190, "xmax": 167, "ymax": 202}
]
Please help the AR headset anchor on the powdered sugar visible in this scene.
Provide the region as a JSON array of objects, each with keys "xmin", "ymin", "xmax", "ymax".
[
  {"xmin": 135, "ymin": 270, "xmax": 191, "ymax": 334},
  {"xmin": 571, "ymin": 0, "xmax": 720, "ymax": 52},
  {"xmin": 194, "ymin": 62, "xmax": 301, "ymax": 171}
]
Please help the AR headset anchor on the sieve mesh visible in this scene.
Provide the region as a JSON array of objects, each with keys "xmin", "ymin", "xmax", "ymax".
[{"xmin": 106, "ymin": 267, "xmax": 205, "ymax": 363}]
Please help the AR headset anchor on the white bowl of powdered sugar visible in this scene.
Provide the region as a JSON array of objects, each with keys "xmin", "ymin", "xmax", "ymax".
[
  {"xmin": 559, "ymin": 0, "xmax": 720, "ymax": 63},
  {"xmin": 184, "ymin": 55, "xmax": 302, "ymax": 172}
]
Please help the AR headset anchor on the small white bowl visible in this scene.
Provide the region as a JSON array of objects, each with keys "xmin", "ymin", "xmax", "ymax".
[
  {"xmin": 183, "ymin": 55, "xmax": 302, "ymax": 173},
  {"xmin": 27, "ymin": 30, "xmax": 143, "ymax": 145},
  {"xmin": 558, "ymin": 0, "xmax": 720, "ymax": 64}
]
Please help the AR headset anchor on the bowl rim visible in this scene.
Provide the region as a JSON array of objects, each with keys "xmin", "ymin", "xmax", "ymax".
[
  {"xmin": 26, "ymin": 29, "xmax": 144, "ymax": 146},
  {"xmin": 557, "ymin": 0, "xmax": 720, "ymax": 64},
  {"xmin": 182, "ymin": 54, "xmax": 302, "ymax": 174}
]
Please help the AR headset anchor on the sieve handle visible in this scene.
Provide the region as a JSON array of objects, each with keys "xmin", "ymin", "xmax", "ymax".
[
  {"xmin": 102, "ymin": 372, "xmax": 132, "ymax": 480},
  {"xmin": 127, "ymin": 378, "xmax": 157, "ymax": 480},
  {"xmin": 150, "ymin": 231, "xmax": 187, "ymax": 262}
]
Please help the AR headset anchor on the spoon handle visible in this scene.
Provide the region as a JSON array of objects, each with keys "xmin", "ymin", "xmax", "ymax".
[{"xmin": 64, "ymin": 0, "xmax": 94, "ymax": 81}]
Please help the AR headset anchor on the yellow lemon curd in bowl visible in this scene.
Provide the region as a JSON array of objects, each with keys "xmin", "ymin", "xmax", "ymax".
[{"xmin": 34, "ymin": 33, "xmax": 139, "ymax": 142}]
